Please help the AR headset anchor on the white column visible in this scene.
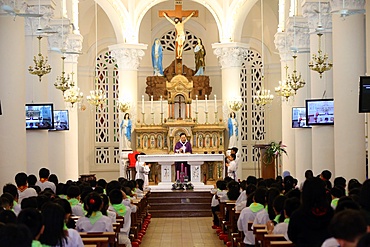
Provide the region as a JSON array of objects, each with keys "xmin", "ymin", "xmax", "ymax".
[
  {"xmin": 303, "ymin": 1, "xmax": 334, "ymax": 177},
  {"xmin": 0, "ymin": 16, "xmax": 27, "ymax": 188},
  {"xmin": 331, "ymin": 0, "xmax": 366, "ymax": 181},
  {"xmin": 109, "ymin": 43, "xmax": 147, "ymax": 175},
  {"xmin": 212, "ymin": 42, "xmax": 249, "ymax": 180}
]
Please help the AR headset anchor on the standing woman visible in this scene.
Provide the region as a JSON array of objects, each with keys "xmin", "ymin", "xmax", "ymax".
[
  {"xmin": 194, "ymin": 38, "xmax": 206, "ymax": 75},
  {"xmin": 228, "ymin": 112, "xmax": 238, "ymax": 148},
  {"xmin": 120, "ymin": 113, "xmax": 132, "ymax": 150}
]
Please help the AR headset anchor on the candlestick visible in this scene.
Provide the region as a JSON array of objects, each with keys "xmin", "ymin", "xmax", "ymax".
[
  {"xmin": 160, "ymin": 95, "xmax": 163, "ymax": 113},
  {"xmin": 214, "ymin": 94, "xmax": 217, "ymax": 112},
  {"xmin": 205, "ymin": 95, "xmax": 208, "ymax": 112},
  {"xmin": 141, "ymin": 112, "xmax": 145, "ymax": 125},
  {"xmin": 177, "ymin": 170, "xmax": 180, "ymax": 181},
  {"xmin": 205, "ymin": 111, "xmax": 209, "ymax": 124},
  {"xmin": 141, "ymin": 95, "xmax": 144, "ymax": 113},
  {"xmin": 195, "ymin": 95, "xmax": 198, "ymax": 112},
  {"xmin": 185, "ymin": 167, "xmax": 187, "ymax": 177},
  {"xmin": 150, "ymin": 95, "xmax": 153, "ymax": 113},
  {"xmin": 151, "ymin": 112, "xmax": 154, "ymax": 125}
]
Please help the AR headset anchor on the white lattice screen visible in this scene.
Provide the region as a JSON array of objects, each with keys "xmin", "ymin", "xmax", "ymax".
[
  {"xmin": 160, "ymin": 30, "xmax": 198, "ymax": 52},
  {"xmin": 94, "ymin": 51, "xmax": 120, "ymax": 165},
  {"xmin": 240, "ymin": 49, "xmax": 265, "ymax": 165}
]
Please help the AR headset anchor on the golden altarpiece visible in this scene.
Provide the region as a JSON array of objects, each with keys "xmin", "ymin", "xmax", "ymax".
[{"xmin": 135, "ymin": 61, "xmax": 226, "ymax": 183}]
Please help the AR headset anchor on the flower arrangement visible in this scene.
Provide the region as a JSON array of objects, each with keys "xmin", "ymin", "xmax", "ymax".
[
  {"xmin": 171, "ymin": 181, "xmax": 194, "ymax": 190},
  {"xmin": 264, "ymin": 141, "xmax": 287, "ymax": 165}
]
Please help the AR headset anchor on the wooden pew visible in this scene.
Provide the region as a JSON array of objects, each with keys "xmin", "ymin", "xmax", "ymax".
[
  {"xmin": 263, "ymin": 234, "xmax": 286, "ymax": 247},
  {"xmin": 269, "ymin": 240, "xmax": 295, "ymax": 247},
  {"xmin": 254, "ymin": 228, "xmax": 268, "ymax": 247},
  {"xmin": 81, "ymin": 237, "xmax": 109, "ymax": 247},
  {"xmin": 79, "ymin": 232, "xmax": 115, "ymax": 247}
]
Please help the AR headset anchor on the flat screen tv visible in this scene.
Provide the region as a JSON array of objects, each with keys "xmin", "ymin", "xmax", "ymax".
[
  {"xmin": 292, "ymin": 107, "xmax": 310, "ymax": 128},
  {"xmin": 52, "ymin": 110, "xmax": 69, "ymax": 131},
  {"xmin": 25, "ymin": 103, "xmax": 54, "ymax": 130},
  {"xmin": 305, "ymin": 99, "xmax": 334, "ymax": 125},
  {"xmin": 359, "ymin": 76, "xmax": 370, "ymax": 113}
]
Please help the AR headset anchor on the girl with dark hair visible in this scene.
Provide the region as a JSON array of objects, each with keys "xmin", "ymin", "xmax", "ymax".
[
  {"xmin": 39, "ymin": 202, "xmax": 83, "ymax": 247},
  {"xmin": 288, "ymin": 177, "xmax": 334, "ymax": 247},
  {"xmin": 76, "ymin": 192, "xmax": 113, "ymax": 232},
  {"xmin": 100, "ymin": 193, "xmax": 116, "ymax": 223}
]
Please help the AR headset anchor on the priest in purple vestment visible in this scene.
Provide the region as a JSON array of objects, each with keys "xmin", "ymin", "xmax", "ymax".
[{"xmin": 174, "ymin": 133, "xmax": 192, "ymax": 181}]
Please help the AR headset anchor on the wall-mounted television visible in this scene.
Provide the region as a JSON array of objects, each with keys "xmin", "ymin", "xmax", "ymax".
[
  {"xmin": 305, "ymin": 99, "xmax": 334, "ymax": 125},
  {"xmin": 25, "ymin": 103, "xmax": 54, "ymax": 130},
  {"xmin": 52, "ymin": 110, "xmax": 69, "ymax": 131},
  {"xmin": 292, "ymin": 107, "xmax": 310, "ymax": 128},
  {"xmin": 359, "ymin": 76, "xmax": 370, "ymax": 113}
]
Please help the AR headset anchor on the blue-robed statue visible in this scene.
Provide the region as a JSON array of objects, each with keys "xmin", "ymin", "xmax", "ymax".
[
  {"xmin": 120, "ymin": 113, "xmax": 132, "ymax": 150},
  {"xmin": 228, "ymin": 112, "xmax": 238, "ymax": 148},
  {"xmin": 151, "ymin": 38, "xmax": 163, "ymax": 76}
]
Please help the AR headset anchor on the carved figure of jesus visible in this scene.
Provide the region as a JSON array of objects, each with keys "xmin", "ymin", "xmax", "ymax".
[{"xmin": 163, "ymin": 11, "xmax": 195, "ymax": 59}]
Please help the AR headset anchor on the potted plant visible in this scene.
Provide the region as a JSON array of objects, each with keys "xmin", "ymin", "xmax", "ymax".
[{"xmin": 263, "ymin": 141, "xmax": 287, "ymax": 165}]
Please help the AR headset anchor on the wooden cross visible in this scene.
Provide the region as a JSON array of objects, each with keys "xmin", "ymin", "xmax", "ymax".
[{"xmin": 159, "ymin": 0, "xmax": 198, "ymax": 75}]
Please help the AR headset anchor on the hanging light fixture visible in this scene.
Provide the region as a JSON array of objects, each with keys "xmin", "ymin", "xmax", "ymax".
[
  {"xmin": 87, "ymin": 1, "xmax": 106, "ymax": 109},
  {"xmin": 54, "ymin": 56, "xmax": 74, "ymax": 94},
  {"xmin": 253, "ymin": 0, "xmax": 273, "ymax": 106},
  {"xmin": 28, "ymin": 36, "xmax": 52, "ymax": 81},
  {"xmin": 117, "ymin": 101, "xmax": 131, "ymax": 113},
  {"xmin": 275, "ymin": 65, "xmax": 294, "ymax": 101},
  {"xmin": 64, "ymin": 85, "xmax": 83, "ymax": 107},
  {"xmin": 308, "ymin": 33, "xmax": 333, "ymax": 78},
  {"xmin": 287, "ymin": 54, "xmax": 306, "ymax": 93},
  {"xmin": 331, "ymin": 0, "xmax": 365, "ymax": 20}
]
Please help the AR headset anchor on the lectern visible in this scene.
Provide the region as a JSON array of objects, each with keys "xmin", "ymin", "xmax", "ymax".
[{"xmin": 253, "ymin": 144, "xmax": 276, "ymax": 179}]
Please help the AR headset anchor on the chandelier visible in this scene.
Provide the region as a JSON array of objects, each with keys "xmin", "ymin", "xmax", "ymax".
[
  {"xmin": 287, "ymin": 55, "xmax": 305, "ymax": 94},
  {"xmin": 275, "ymin": 65, "xmax": 294, "ymax": 101},
  {"xmin": 64, "ymin": 86, "xmax": 83, "ymax": 107},
  {"xmin": 28, "ymin": 36, "xmax": 52, "ymax": 82},
  {"xmin": 253, "ymin": 87, "xmax": 274, "ymax": 106},
  {"xmin": 227, "ymin": 97, "xmax": 243, "ymax": 112},
  {"xmin": 117, "ymin": 101, "xmax": 131, "ymax": 112},
  {"xmin": 86, "ymin": 79, "xmax": 106, "ymax": 108},
  {"xmin": 54, "ymin": 56, "xmax": 74, "ymax": 94},
  {"xmin": 309, "ymin": 33, "xmax": 332, "ymax": 78}
]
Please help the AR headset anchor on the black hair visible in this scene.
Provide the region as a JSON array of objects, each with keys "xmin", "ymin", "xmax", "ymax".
[
  {"xmin": 97, "ymin": 179, "xmax": 107, "ymax": 189},
  {"xmin": 179, "ymin": 132, "xmax": 186, "ymax": 137},
  {"xmin": 273, "ymin": 195, "xmax": 287, "ymax": 223},
  {"xmin": 331, "ymin": 186, "xmax": 345, "ymax": 198},
  {"xmin": 84, "ymin": 192, "xmax": 103, "ymax": 218},
  {"xmin": 21, "ymin": 196, "xmax": 38, "ymax": 210},
  {"xmin": 216, "ymin": 180, "xmax": 227, "ymax": 191},
  {"xmin": 283, "ymin": 175, "xmax": 294, "ymax": 193},
  {"xmin": 100, "ymin": 194, "xmax": 110, "ymax": 216},
  {"xmin": 226, "ymin": 181, "xmax": 240, "ymax": 200},
  {"xmin": 2, "ymin": 184, "xmax": 18, "ymax": 200},
  {"xmin": 230, "ymin": 153, "xmax": 236, "ymax": 160},
  {"xmin": 39, "ymin": 202, "xmax": 67, "ymax": 246},
  {"xmin": 136, "ymin": 179, "xmax": 144, "ymax": 191},
  {"xmin": 266, "ymin": 187, "xmax": 280, "ymax": 220},
  {"xmin": 39, "ymin": 168, "xmax": 50, "ymax": 179},
  {"xmin": 239, "ymin": 180, "xmax": 247, "ymax": 191},
  {"xmin": 304, "ymin": 170, "xmax": 314, "ymax": 179},
  {"xmin": 67, "ymin": 185, "xmax": 81, "ymax": 199},
  {"xmin": 0, "ymin": 210, "xmax": 16, "ymax": 224},
  {"xmin": 122, "ymin": 186, "xmax": 132, "ymax": 197},
  {"xmin": 56, "ymin": 183, "xmax": 65, "ymax": 196},
  {"xmin": 254, "ymin": 188, "xmax": 267, "ymax": 205},
  {"xmin": 27, "ymin": 174, "xmax": 37, "ymax": 186},
  {"xmin": 284, "ymin": 197, "xmax": 300, "ymax": 217},
  {"xmin": 17, "ymin": 208, "xmax": 43, "ymax": 239},
  {"xmin": 15, "ymin": 172, "xmax": 28, "ymax": 187},
  {"xmin": 109, "ymin": 189, "xmax": 123, "ymax": 205},
  {"xmin": 335, "ymin": 196, "xmax": 360, "ymax": 213},
  {"xmin": 348, "ymin": 179, "xmax": 362, "ymax": 192},
  {"xmin": 329, "ymin": 209, "xmax": 367, "ymax": 242},
  {"xmin": 0, "ymin": 193, "xmax": 14, "ymax": 208},
  {"xmin": 245, "ymin": 184, "xmax": 257, "ymax": 195},
  {"xmin": 321, "ymin": 170, "xmax": 332, "ymax": 180},
  {"xmin": 359, "ymin": 179, "xmax": 370, "ymax": 211},
  {"xmin": 106, "ymin": 180, "xmax": 122, "ymax": 196},
  {"xmin": 48, "ymin": 174, "xmax": 59, "ymax": 186},
  {"xmin": 37, "ymin": 194, "xmax": 51, "ymax": 210},
  {"xmin": 333, "ymin": 176, "xmax": 346, "ymax": 188},
  {"xmin": 0, "ymin": 197, "xmax": 10, "ymax": 211},
  {"xmin": 231, "ymin": 147, "xmax": 238, "ymax": 153},
  {"xmin": 246, "ymin": 176, "xmax": 257, "ymax": 185},
  {"xmin": 357, "ymin": 233, "xmax": 370, "ymax": 247},
  {"xmin": 0, "ymin": 223, "xmax": 33, "ymax": 247},
  {"xmin": 301, "ymin": 177, "xmax": 331, "ymax": 215},
  {"xmin": 94, "ymin": 186, "xmax": 104, "ymax": 194}
]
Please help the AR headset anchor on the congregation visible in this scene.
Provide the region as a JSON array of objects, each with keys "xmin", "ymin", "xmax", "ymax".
[
  {"xmin": 1, "ymin": 166, "xmax": 370, "ymax": 247},
  {"xmin": 0, "ymin": 167, "xmax": 151, "ymax": 247}
]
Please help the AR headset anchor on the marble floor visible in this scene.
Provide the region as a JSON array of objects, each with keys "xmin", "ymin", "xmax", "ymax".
[{"xmin": 140, "ymin": 217, "xmax": 226, "ymax": 247}]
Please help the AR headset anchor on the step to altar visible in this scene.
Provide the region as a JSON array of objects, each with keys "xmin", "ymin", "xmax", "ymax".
[
  {"xmin": 148, "ymin": 182, "xmax": 214, "ymax": 191},
  {"xmin": 148, "ymin": 190, "xmax": 213, "ymax": 218}
]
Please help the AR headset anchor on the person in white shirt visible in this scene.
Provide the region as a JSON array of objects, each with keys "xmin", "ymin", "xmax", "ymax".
[
  {"xmin": 226, "ymin": 153, "xmax": 237, "ymax": 180},
  {"xmin": 35, "ymin": 168, "xmax": 56, "ymax": 193},
  {"xmin": 66, "ymin": 185, "xmax": 84, "ymax": 217},
  {"xmin": 15, "ymin": 172, "xmax": 37, "ymax": 204},
  {"xmin": 211, "ymin": 180, "xmax": 227, "ymax": 228},
  {"xmin": 135, "ymin": 153, "xmax": 145, "ymax": 180}
]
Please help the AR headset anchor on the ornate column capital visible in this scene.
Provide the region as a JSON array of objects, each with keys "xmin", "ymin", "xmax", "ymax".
[
  {"xmin": 302, "ymin": 0, "xmax": 332, "ymax": 32},
  {"xmin": 274, "ymin": 32, "xmax": 294, "ymax": 62},
  {"xmin": 109, "ymin": 43, "xmax": 148, "ymax": 71},
  {"xmin": 25, "ymin": 0, "xmax": 56, "ymax": 36},
  {"xmin": 330, "ymin": 0, "xmax": 365, "ymax": 16},
  {"xmin": 211, "ymin": 42, "xmax": 249, "ymax": 69},
  {"xmin": 285, "ymin": 16, "xmax": 310, "ymax": 53}
]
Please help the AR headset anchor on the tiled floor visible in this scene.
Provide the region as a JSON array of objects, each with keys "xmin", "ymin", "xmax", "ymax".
[{"xmin": 140, "ymin": 217, "xmax": 226, "ymax": 247}]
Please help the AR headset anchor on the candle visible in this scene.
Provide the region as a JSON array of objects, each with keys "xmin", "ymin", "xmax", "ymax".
[
  {"xmin": 177, "ymin": 170, "xmax": 180, "ymax": 180},
  {"xmin": 150, "ymin": 95, "xmax": 153, "ymax": 113},
  {"xmin": 214, "ymin": 94, "xmax": 217, "ymax": 112},
  {"xmin": 185, "ymin": 167, "xmax": 187, "ymax": 177},
  {"xmin": 181, "ymin": 163, "xmax": 184, "ymax": 172},
  {"xmin": 160, "ymin": 95, "xmax": 163, "ymax": 113},
  {"xmin": 195, "ymin": 95, "xmax": 198, "ymax": 112},
  {"xmin": 141, "ymin": 95, "xmax": 144, "ymax": 113},
  {"xmin": 205, "ymin": 95, "xmax": 208, "ymax": 112}
]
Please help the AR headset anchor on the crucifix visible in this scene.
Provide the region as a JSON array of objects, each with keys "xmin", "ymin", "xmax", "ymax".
[{"xmin": 159, "ymin": 0, "xmax": 198, "ymax": 75}]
